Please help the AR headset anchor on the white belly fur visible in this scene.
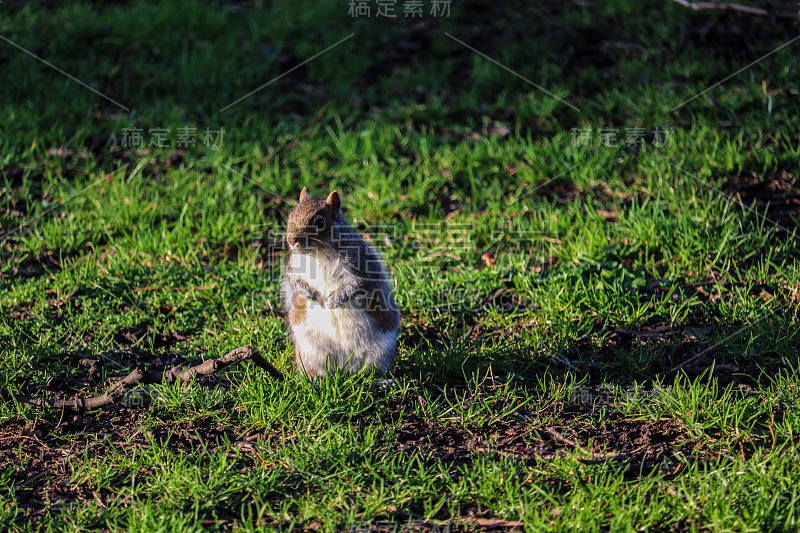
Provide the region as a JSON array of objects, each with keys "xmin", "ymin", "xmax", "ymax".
[
  {"xmin": 288, "ymin": 251, "xmax": 333, "ymax": 296},
  {"xmin": 288, "ymin": 250, "xmax": 396, "ymax": 374}
]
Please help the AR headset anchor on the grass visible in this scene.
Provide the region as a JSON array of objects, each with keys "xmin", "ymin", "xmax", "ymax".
[{"xmin": 1, "ymin": 0, "xmax": 799, "ymax": 530}]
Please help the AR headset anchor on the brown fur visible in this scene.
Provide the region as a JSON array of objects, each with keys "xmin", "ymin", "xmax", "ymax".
[
  {"xmin": 287, "ymin": 292, "xmax": 307, "ymax": 326},
  {"xmin": 286, "ymin": 189, "xmax": 341, "ymax": 249}
]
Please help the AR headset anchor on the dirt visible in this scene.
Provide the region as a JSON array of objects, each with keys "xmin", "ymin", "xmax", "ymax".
[
  {"xmin": 0, "ymin": 338, "xmax": 771, "ymax": 532},
  {"xmin": 0, "ymin": 398, "xmax": 711, "ymax": 530},
  {"xmin": 0, "ymin": 411, "xmax": 269, "ymax": 526},
  {"xmin": 112, "ymin": 327, "xmax": 191, "ymax": 351},
  {"xmin": 393, "ymin": 412, "xmax": 700, "ymax": 474},
  {"xmin": 0, "ymin": 252, "xmax": 65, "ymax": 279},
  {"xmin": 725, "ymin": 171, "xmax": 800, "ymax": 231}
]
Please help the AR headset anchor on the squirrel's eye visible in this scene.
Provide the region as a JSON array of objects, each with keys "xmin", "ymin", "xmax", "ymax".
[{"xmin": 313, "ymin": 216, "xmax": 326, "ymax": 231}]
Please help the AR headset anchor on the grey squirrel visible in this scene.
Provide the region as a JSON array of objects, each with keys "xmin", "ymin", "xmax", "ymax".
[{"xmin": 281, "ymin": 188, "xmax": 401, "ymax": 377}]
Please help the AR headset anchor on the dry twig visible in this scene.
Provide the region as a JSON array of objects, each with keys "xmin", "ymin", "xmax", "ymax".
[{"xmin": 1, "ymin": 345, "xmax": 283, "ymax": 412}]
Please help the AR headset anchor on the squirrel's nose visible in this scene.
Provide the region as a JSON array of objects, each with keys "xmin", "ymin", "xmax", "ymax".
[{"xmin": 287, "ymin": 234, "xmax": 298, "ymax": 247}]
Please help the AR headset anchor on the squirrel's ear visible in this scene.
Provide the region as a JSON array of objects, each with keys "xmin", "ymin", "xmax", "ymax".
[
  {"xmin": 326, "ymin": 190, "xmax": 341, "ymax": 216},
  {"xmin": 299, "ymin": 187, "xmax": 310, "ymax": 202}
]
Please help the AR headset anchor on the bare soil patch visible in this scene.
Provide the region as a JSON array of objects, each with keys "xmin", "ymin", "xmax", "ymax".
[
  {"xmin": 0, "ymin": 411, "xmax": 268, "ymax": 522},
  {"xmin": 393, "ymin": 412, "xmax": 702, "ymax": 473},
  {"xmin": 726, "ymin": 171, "xmax": 800, "ymax": 230}
]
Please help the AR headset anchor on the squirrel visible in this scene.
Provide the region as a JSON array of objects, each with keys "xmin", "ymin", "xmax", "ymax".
[{"xmin": 281, "ymin": 188, "xmax": 401, "ymax": 377}]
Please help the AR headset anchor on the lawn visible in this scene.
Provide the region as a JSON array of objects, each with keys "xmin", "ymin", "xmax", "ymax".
[{"xmin": 1, "ymin": 0, "xmax": 799, "ymax": 531}]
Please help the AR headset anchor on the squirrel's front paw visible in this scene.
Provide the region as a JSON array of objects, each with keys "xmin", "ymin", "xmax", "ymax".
[
  {"xmin": 324, "ymin": 293, "xmax": 343, "ymax": 309},
  {"xmin": 324, "ymin": 287, "xmax": 357, "ymax": 309},
  {"xmin": 291, "ymin": 277, "xmax": 322, "ymax": 303}
]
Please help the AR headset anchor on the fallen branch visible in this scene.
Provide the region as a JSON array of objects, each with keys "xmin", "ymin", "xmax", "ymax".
[
  {"xmin": 544, "ymin": 426, "xmax": 589, "ymax": 455},
  {"xmin": 670, "ymin": 0, "xmax": 800, "ymax": 18},
  {"xmin": 1, "ymin": 345, "xmax": 284, "ymax": 412}
]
